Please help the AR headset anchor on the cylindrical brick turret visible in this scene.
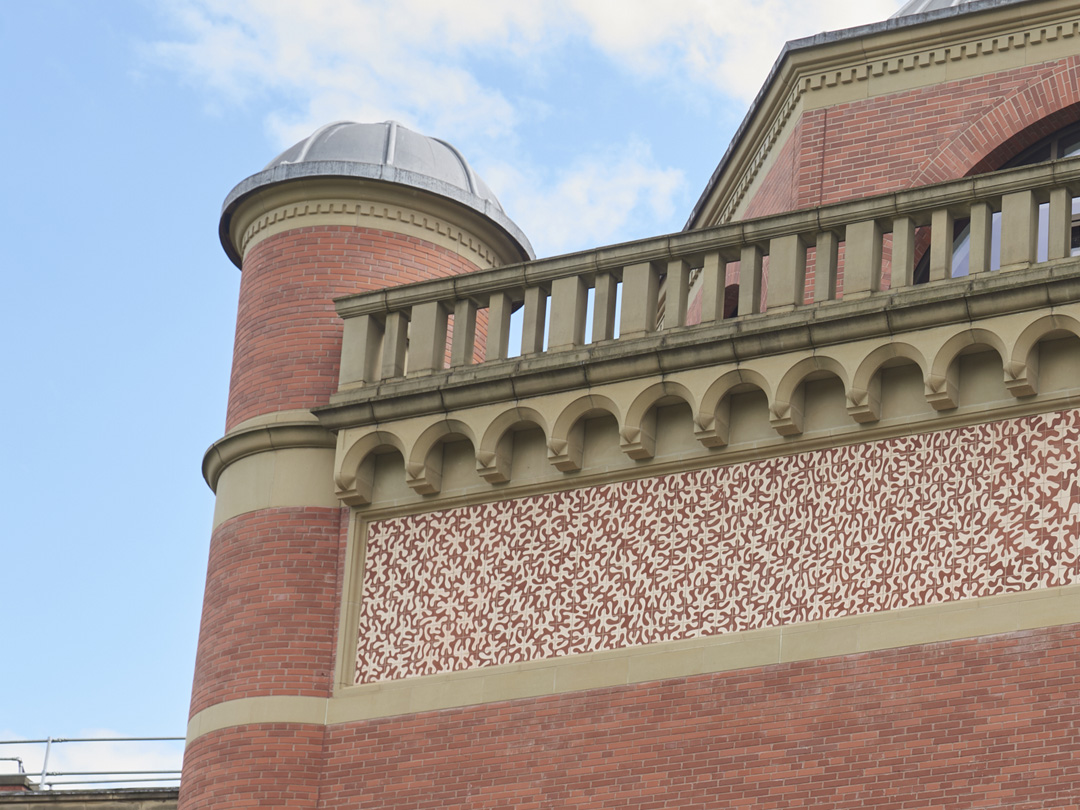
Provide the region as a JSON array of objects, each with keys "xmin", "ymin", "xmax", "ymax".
[{"xmin": 181, "ymin": 122, "xmax": 532, "ymax": 810}]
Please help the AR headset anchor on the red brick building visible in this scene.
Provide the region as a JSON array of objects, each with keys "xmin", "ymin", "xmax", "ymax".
[{"xmin": 182, "ymin": 1, "xmax": 1080, "ymax": 807}]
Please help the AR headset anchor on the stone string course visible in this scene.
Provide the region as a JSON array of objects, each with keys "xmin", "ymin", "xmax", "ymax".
[{"xmin": 179, "ymin": 623, "xmax": 1080, "ymax": 809}]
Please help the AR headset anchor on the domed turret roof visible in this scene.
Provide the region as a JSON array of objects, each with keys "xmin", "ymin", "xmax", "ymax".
[
  {"xmin": 891, "ymin": 0, "xmax": 974, "ymax": 18},
  {"xmin": 263, "ymin": 121, "xmax": 505, "ymax": 212},
  {"xmin": 220, "ymin": 121, "xmax": 533, "ymax": 264}
]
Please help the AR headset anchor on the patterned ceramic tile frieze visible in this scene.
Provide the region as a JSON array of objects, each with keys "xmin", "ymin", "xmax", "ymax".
[{"xmin": 355, "ymin": 410, "xmax": 1080, "ymax": 684}]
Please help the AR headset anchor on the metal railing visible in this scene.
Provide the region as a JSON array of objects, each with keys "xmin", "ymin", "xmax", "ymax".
[
  {"xmin": 0, "ymin": 737, "xmax": 183, "ymax": 791},
  {"xmin": 332, "ymin": 157, "xmax": 1080, "ymax": 391}
]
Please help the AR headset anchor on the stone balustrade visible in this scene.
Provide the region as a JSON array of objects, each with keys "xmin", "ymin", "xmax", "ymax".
[
  {"xmin": 303, "ymin": 159, "xmax": 1080, "ymax": 512},
  {"xmin": 333, "ymin": 158, "xmax": 1080, "ymax": 393}
]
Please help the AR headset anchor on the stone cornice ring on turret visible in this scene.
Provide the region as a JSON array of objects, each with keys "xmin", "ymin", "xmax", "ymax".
[
  {"xmin": 220, "ymin": 161, "xmax": 534, "ymax": 268},
  {"xmin": 202, "ymin": 413, "xmax": 337, "ymax": 492}
]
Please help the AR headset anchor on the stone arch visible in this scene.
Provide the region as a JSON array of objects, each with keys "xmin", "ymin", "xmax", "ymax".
[
  {"xmin": 335, "ymin": 430, "xmax": 407, "ymax": 506},
  {"xmin": 915, "ymin": 66, "xmax": 1080, "ymax": 184},
  {"xmin": 771, "ymin": 355, "xmax": 849, "ymax": 436},
  {"xmin": 927, "ymin": 327, "xmax": 1009, "ymax": 411},
  {"xmin": 406, "ymin": 419, "xmax": 478, "ymax": 495},
  {"xmin": 548, "ymin": 394, "xmax": 621, "ymax": 472},
  {"xmin": 476, "ymin": 406, "xmax": 549, "ymax": 483},
  {"xmin": 695, "ymin": 368, "xmax": 772, "ymax": 448},
  {"xmin": 1005, "ymin": 313, "xmax": 1080, "ymax": 397},
  {"xmin": 848, "ymin": 342, "xmax": 929, "ymax": 423},
  {"xmin": 620, "ymin": 381, "xmax": 697, "ymax": 460}
]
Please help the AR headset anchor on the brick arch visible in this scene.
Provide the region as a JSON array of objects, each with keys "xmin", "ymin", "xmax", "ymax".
[{"xmin": 914, "ymin": 56, "xmax": 1080, "ymax": 185}]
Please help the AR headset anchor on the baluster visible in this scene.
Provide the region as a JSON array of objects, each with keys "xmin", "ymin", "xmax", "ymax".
[
  {"xmin": 521, "ymin": 286, "xmax": 548, "ymax": 354},
  {"xmin": 814, "ymin": 230, "xmax": 839, "ymax": 302},
  {"xmin": 738, "ymin": 244, "xmax": 764, "ymax": 317},
  {"xmin": 929, "ymin": 208, "xmax": 954, "ymax": 281},
  {"xmin": 592, "ymin": 272, "xmax": 618, "ymax": 342},
  {"xmin": 968, "ymin": 202, "xmax": 993, "ymax": 274},
  {"xmin": 549, "ymin": 275, "xmax": 588, "ymax": 350},
  {"xmin": 891, "ymin": 216, "xmax": 916, "ymax": 288},
  {"xmin": 766, "ymin": 234, "xmax": 806, "ymax": 311},
  {"xmin": 485, "ymin": 291, "xmax": 513, "ymax": 362},
  {"xmin": 844, "ymin": 220, "xmax": 881, "ymax": 297},
  {"xmin": 381, "ymin": 310, "xmax": 409, "ymax": 379},
  {"xmin": 1000, "ymin": 189, "xmax": 1037, "ymax": 268},
  {"xmin": 665, "ymin": 259, "xmax": 691, "ymax": 328},
  {"xmin": 699, "ymin": 252, "xmax": 725, "ymax": 323},
  {"xmin": 620, "ymin": 261, "xmax": 660, "ymax": 339},
  {"xmin": 1048, "ymin": 187, "xmax": 1072, "ymax": 261},
  {"xmin": 339, "ymin": 313, "xmax": 383, "ymax": 388},
  {"xmin": 449, "ymin": 299, "xmax": 477, "ymax": 367},
  {"xmin": 407, "ymin": 301, "xmax": 448, "ymax": 374}
]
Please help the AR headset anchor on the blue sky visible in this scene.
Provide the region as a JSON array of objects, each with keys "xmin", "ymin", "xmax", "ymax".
[{"xmin": 1, "ymin": 0, "xmax": 900, "ymax": 779}]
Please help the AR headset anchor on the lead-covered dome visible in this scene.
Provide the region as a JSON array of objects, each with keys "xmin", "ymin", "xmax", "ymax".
[
  {"xmin": 264, "ymin": 121, "xmax": 505, "ymax": 212},
  {"xmin": 891, "ymin": 0, "xmax": 975, "ymax": 18},
  {"xmin": 220, "ymin": 121, "xmax": 533, "ymax": 265}
]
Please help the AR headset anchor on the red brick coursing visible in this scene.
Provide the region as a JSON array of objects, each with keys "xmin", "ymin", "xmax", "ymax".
[
  {"xmin": 188, "ymin": 507, "xmax": 347, "ymax": 717},
  {"xmin": 179, "ymin": 623, "xmax": 1080, "ymax": 809},
  {"xmin": 178, "ymin": 724, "xmax": 326, "ymax": 810},
  {"xmin": 746, "ymin": 55, "xmax": 1080, "ymax": 218},
  {"xmin": 225, "ymin": 226, "xmax": 483, "ymax": 431}
]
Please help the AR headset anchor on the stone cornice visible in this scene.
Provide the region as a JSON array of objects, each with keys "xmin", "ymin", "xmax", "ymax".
[
  {"xmin": 317, "ymin": 260, "xmax": 1080, "ymax": 430},
  {"xmin": 689, "ymin": 0, "xmax": 1080, "ymax": 229},
  {"xmin": 202, "ymin": 417, "xmax": 336, "ymax": 492},
  {"xmin": 222, "ymin": 177, "xmax": 531, "ymax": 271}
]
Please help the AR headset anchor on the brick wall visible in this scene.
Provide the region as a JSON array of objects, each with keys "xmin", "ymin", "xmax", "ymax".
[
  {"xmin": 181, "ymin": 623, "xmax": 1080, "ymax": 809},
  {"xmin": 189, "ymin": 507, "xmax": 347, "ymax": 716},
  {"xmin": 738, "ymin": 56, "xmax": 1080, "ymax": 305},
  {"xmin": 178, "ymin": 725, "xmax": 326, "ymax": 810},
  {"xmin": 746, "ymin": 56, "xmax": 1080, "ymax": 220},
  {"xmin": 226, "ymin": 226, "xmax": 483, "ymax": 431}
]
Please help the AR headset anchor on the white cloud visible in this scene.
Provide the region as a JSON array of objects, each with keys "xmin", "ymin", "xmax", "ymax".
[
  {"xmin": 563, "ymin": 0, "xmax": 900, "ymax": 101},
  {"xmin": 150, "ymin": 0, "xmax": 902, "ymax": 141},
  {"xmin": 148, "ymin": 0, "xmax": 903, "ymax": 252},
  {"xmin": 483, "ymin": 141, "xmax": 684, "ymax": 256},
  {"xmin": 0, "ymin": 730, "xmax": 183, "ymax": 790}
]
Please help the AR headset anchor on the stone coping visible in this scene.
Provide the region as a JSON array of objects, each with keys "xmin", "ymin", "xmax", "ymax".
[{"xmin": 317, "ymin": 257, "xmax": 1080, "ymax": 430}]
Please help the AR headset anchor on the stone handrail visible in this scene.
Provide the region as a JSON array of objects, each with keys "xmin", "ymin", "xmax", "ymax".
[{"xmin": 333, "ymin": 158, "xmax": 1080, "ymax": 391}]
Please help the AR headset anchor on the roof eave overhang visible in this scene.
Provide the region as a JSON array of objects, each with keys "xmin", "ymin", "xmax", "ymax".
[{"xmin": 684, "ymin": 0, "xmax": 1051, "ymax": 231}]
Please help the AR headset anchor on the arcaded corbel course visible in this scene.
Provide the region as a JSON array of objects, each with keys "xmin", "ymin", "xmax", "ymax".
[
  {"xmin": 329, "ymin": 299, "xmax": 1080, "ymax": 511},
  {"xmin": 476, "ymin": 406, "xmax": 550, "ymax": 483},
  {"xmin": 548, "ymin": 394, "xmax": 622, "ymax": 472},
  {"xmin": 1007, "ymin": 312, "xmax": 1080, "ymax": 396},
  {"xmin": 770, "ymin": 354, "xmax": 851, "ymax": 436},
  {"xmin": 928, "ymin": 327, "xmax": 1011, "ymax": 410},
  {"xmin": 404, "ymin": 419, "xmax": 478, "ymax": 495},
  {"xmin": 847, "ymin": 342, "xmax": 930, "ymax": 423},
  {"xmin": 620, "ymin": 381, "xmax": 698, "ymax": 461},
  {"xmin": 694, "ymin": 368, "xmax": 774, "ymax": 448},
  {"xmin": 334, "ymin": 429, "xmax": 407, "ymax": 506}
]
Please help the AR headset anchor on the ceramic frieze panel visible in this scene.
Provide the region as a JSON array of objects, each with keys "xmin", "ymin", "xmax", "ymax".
[{"xmin": 355, "ymin": 409, "xmax": 1080, "ymax": 685}]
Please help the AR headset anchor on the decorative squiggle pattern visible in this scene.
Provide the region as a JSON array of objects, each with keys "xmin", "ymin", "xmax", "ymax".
[{"xmin": 356, "ymin": 410, "xmax": 1080, "ymax": 684}]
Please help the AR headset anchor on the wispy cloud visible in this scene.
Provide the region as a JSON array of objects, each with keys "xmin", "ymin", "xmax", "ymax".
[
  {"xmin": 483, "ymin": 141, "xmax": 684, "ymax": 255},
  {"xmin": 148, "ymin": 0, "xmax": 901, "ymax": 254},
  {"xmin": 0, "ymin": 730, "xmax": 183, "ymax": 790}
]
